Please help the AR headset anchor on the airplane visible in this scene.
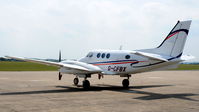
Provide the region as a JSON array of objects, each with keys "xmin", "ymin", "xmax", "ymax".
[{"xmin": 6, "ymin": 20, "xmax": 193, "ymax": 89}]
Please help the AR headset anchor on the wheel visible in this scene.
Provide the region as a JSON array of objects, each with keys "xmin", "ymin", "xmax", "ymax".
[
  {"xmin": 73, "ymin": 78, "xmax": 79, "ymax": 85},
  {"xmin": 122, "ymin": 79, "xmax": 129, "ymax": 88},
  {"xmin": 83, "ymin": 80, "xmax": 90, "ymax": 90}
]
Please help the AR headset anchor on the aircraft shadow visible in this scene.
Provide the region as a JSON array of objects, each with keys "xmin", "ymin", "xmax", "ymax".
[
  {"xmin": 0, "ymin": 84, "xmax": 170, "ymax": 95},
  {"xmin": 0, "ymin": 84, "xmax": 198, "ymax": 102}
]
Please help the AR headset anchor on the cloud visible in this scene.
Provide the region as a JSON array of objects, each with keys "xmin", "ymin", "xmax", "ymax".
[{"xmin": 0, "ymin": 0, "xmax": 198, "ymax": 61}]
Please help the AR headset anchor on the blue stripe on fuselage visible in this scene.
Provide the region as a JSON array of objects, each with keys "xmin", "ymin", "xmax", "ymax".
[{"xmin": 89, "ymin": 60, "xmax": 138, "ymax": 64}]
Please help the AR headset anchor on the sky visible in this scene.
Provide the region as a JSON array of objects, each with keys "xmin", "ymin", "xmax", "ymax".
[{"xmin": 0, "ymin": 0, "xmax": 199, "ymax": 61}]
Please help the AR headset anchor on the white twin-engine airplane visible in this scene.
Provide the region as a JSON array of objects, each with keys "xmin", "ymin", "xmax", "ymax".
[{"xmin": 7, "ymin": 20, "xmax": 193, "ymax": 89}]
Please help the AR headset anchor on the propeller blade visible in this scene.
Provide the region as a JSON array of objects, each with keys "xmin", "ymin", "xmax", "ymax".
[
  {"xmin": 59, "ymin": 50, "xmax": 61, "ymax": 62},
  {"xmin": 58, "ymin": 51, "xmax": 62, "ymax": 80},
  {"xmin": 59, "ymin": 72, "xmax": 62, "ymax": 80}
]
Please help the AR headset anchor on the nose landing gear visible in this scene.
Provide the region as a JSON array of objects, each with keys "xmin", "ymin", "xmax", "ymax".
[
  {"xmin": 82, "ymin": 74, "xmax": 91, "ymax": 89},
  {"xmin": 83, "ymin": 79, "xmax": 90, "ymax": 90},
  {"xmin": 74, "ymin": 74, "xmax": 91, "ymax": 89}
]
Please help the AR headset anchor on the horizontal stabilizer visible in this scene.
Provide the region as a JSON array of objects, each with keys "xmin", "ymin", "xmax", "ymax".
[
  {"xmin": 134, "ymin": 51, "xmax": 170, "ymax": 62},
  {"xmin": 180, "ymin": 55, "xmax": 195, "ymax": 61}
]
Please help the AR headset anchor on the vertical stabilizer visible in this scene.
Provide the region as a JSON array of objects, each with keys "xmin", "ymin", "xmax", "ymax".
[{"xmin": 154, "ymin": 20, "xmax": 191, "ymax": 57}]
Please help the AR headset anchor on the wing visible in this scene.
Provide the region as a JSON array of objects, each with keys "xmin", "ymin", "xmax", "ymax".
[
  {"xmin": 5, "ymin": 56, "xmax": 102, "ymax": 73},
  {"xmin": 6, "ymin": 56, "xmax": 63, "ymax": 66}
]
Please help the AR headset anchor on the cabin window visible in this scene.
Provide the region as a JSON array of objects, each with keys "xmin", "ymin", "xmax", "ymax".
[
  {"xmin": 125, "ymin": 55, "xmax": 130, "ymax": 59},
  {"xmin": 101, "ymin": 53, "xmax": 105, "ymax": 58},
  {"xmin": 106, "ymin": 53, "xmax": 110, "ymax": 58},
  {"xmin": 97, "ymin": 53, "xmax": 101, "ymax": 58}
]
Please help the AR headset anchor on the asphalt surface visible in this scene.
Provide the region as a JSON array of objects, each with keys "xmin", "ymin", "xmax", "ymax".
[{"xmin": 0, "ymin": 71, "xmax": 199, "ymax": 112}]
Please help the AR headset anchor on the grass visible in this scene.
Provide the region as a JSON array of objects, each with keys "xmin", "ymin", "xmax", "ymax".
[
  {"xmin": 0, "ymin": 61, "xmax": 199, "ymax": 71},
  {"xmin": 0, "ymin": 61, "xmax": 58, "ymax": 71},
  {"xmin": 172, "ymin": 64, "xmax": 199, "ymax": 70}
]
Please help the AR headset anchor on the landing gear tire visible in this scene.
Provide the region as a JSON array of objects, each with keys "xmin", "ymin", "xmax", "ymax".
[
  {"xmin": 73, "ymin": 78, "xmax": 79, "ymax": 85},
  {"xmin": 83, "ymin": 80, "xmax": 90, "ymax": 90},
  {"xmin": 122, "ymin": 79, "xmax": 129, "ymax": 88}
]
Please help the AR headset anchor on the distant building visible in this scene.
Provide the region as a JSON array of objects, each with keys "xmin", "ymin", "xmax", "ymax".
[{"xmin": 0, "ymin": 57, "xmax": 24, "ymax": 62}]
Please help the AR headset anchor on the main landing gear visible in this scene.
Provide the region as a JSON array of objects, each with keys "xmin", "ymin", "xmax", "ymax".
[
  {"xmin": 122, "ymin": 79, "xmax": 129, "ymax": 88},
  {"xmin": 121, "ymin": 74, "xmax": 131, "ymax": 88},
  {"xmin": 73, "ymin": 77, "xmax": 79, "ymax": 85},
  {"xmin": 74, "ymin": 74, "xmax": 91, "ymax": 89}
]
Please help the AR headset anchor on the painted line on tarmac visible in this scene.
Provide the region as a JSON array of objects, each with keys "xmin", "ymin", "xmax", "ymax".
[{"xmin": 148, "ymin": 77, "xmax": 163, "ymax": 79}]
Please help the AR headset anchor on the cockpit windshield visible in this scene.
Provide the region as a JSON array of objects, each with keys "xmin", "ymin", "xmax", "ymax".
[{"xmin": 86, "ymin": 52, "xmax": 93, "ymax": 58}]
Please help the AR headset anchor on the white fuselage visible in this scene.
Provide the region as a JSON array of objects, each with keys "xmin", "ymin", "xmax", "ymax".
[{"xmin": 59, "ymin": 50, "xmax": 180, "ymax": 75}]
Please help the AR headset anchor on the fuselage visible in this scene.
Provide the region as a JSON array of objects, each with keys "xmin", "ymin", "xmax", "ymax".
[{"xmin": 77, "ymin": 50, "xmax": 180, "ymax": 75}]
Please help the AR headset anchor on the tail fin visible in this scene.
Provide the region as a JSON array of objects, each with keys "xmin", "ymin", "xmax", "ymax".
[{"xmin": 154, "ymin": 20, "xmax": 192, "ymax": 57}]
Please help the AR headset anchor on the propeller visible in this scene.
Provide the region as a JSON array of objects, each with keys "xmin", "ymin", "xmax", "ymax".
[
  {"xmin": 59, "ymin": 72, "xmax": 62, "ymax": 80},
  {"xmin": 58, "ymin": 50, "xmax": 62, "ymax": 80},
  {"xmin": 59, "ymin": 50, "xmax": 61, "ymax": 62}
]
